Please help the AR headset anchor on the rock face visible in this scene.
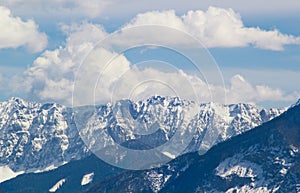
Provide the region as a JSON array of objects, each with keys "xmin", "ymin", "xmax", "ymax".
[
  {"xmin": 0, "ymin": 96, "xmax": 285, "ymax": 173},
  {"xmin": 1, "ymin": 100, "xmax": 298, "ymax": 193},
  {"xmin": 85, "ymin": 101, "xmax": 300, "ymax": 193},
  {"xmin": 0, "ymin": 98, "xmax": 87, "ymax": 172}
]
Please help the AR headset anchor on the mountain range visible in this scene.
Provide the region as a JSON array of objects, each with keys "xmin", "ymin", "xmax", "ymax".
[
  {"xmin": 0, "ymin": 96, "xmax": 290, "ymax": 192},
  {"xmin": 87, "ymin": 99, "xmax": 300, "ymax": 193}
]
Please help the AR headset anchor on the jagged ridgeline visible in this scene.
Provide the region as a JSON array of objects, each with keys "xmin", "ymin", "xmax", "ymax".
[
  {"xmin": 1, "ymin": 99, "xmax": 300, "ymax": 192},
  {"xmin": 0, "ymin": 96, "xmax": 285, "ymax": 190}
]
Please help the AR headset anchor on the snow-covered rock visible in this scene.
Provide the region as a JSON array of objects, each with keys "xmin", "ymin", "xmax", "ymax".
[
  {"xmin": 0, "ymin": 96, "xmax": 286, "ymax": 175},
  {"xmin": 0, "ymin": 165, "xmax": 24, "ymax": 183},
  {"xmin": 81, "ymin": 172, "xmax": 94, "ymax": 186},
  {"xmin": 49, "ymin": 178, "xmax": 66, "ymax": 192},
  {"xmin": 0, "ymin": 97, "xmax": 87, "ymax": 173}
]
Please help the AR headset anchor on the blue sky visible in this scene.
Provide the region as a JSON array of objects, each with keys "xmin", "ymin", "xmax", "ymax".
[{"xmin": 0, "ymin": 0, "xmax": 300, "ymax": 108}]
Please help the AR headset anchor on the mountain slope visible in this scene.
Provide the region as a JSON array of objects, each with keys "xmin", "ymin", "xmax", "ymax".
[
  {"xmin": 0, "ymin": 98, "xmax": 87, "ymax": 174},
  {"xmin": 0, "ymin": 154, "xmax": 123, "ymax": 193},
  {"xmin": 87, "ymin": 102, "xmax": 300, "ymax": 193}
]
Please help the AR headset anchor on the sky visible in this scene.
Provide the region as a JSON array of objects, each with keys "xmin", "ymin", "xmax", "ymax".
[{"xmin": 0, "ymin": 0, "xmax": 300, "ymax": 108}]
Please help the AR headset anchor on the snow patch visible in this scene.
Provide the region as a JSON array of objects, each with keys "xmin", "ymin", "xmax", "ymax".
[
  {"xmin": 162, "ymin": 151, "xmax": 175, "ymax": 159},
  {"xmin": 49, "ymin": 178, "xmax": 66, "ymax": 192},
  {"xmin": 33, "ymin": 165, "xmax": 57, "ymax": 173},
  {"xmin": 279, "ymin": 168, "xmax": 288, "ymax": 175},
  {"xmin": 289, "ymin": 145, "xmax": 299, "ymax": 157},
  {"xmin": 146, "ymin": 171, "xmax": 164, "ymax": 193},
  {"xmin": 216, "ymin": 155, "xmax": 263, "ymax": 179},
  {"xmin": 226, "ymin": 185, "xmax": 269, "ymax": 193},
  {"xmin": 81, "ymin": 172, "xmax": 94, "ymax": 186},
  {"xmin": 0, "ymin": 165, "xmax": 24, "ymax": 183}
]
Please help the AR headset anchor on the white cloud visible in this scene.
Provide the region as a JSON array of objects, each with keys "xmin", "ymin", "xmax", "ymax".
[
  {"xmin": 125, "ymin": 10, "xmax": 184, "ymax": 30},
  {"xmin": 73, "ymin": 47, "xmax": 131, "ymax": 106},
  {"xmin": 121, "ymin": 7, "xmax": 300, "ymax": 50},
  {"xmin": 215, "ymin": 68, "xmax": 300, "ymax": 99},
  {"xmin": 11, "ymin": 22, "xmax": 108, "ymax": 104},
  {"xmin": 9, "ymin": 21, "xmax": 299, "ymax": 106},
  {"xmin": 1, "ymin": 5, "xmax": 298, "ymax": 51},
  {"xmin": 10, "ymin": 22, "xmax": 133, "ymax": 105},
  {"xmin": 60, "ymin": 22, "xmax": 107, "ymax": 46},
  {"xmin": 0, "ymin": 6, "xmax": 47, "ymax": 52},
  {"xmin": 226, "ymin": 74, "xmax": 298, "ymax": 103},
  {"xmin": 103, "ymin": 67, "xmax": 209, "ymax": 104}
]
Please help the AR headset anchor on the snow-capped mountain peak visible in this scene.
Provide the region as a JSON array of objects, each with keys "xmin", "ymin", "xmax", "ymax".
[{"xmin": 0, "ymin": 97, "xmax": 286, "ymax": 179}]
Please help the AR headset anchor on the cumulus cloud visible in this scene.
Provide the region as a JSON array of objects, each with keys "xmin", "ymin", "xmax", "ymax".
[
  {"xmin": 108, "ymin": 70, "xmax": 299, "ymax": 105},
  {"xmin": 102, "ymin": 67, "xmax": 210, "ymax": 104},
  {"xmin": 11, "ymin": 22, "xmax": 108, "ymax": 104},
  {"xmin": 226, "ymin": 74, "xmax": 298, "ymax": 103},
  {"xmin": 121, "ymin": 7, "xmax": 300, "ymax": 50},
  {"xmin": 10, "ymin": 19, "xmax": 299, "ymax": 105},
  {"xmin": 0, "ymin": 6, "xmax": 47, "ymax": 52},
  {"xmin": 73, "ymin": 47, "xmax": 131, "ymax": 106}
]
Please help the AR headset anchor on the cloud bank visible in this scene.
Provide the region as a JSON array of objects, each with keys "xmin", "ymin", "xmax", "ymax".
[
  {"xmin": 0, "ymin": 0, "xmax": 110, "ymax": 18},
  {"xmin": 10, "ymin": 21, "xmax": 299, "ymax": 105},
  {"xmin": 226, "ymin": 75, "xmax": 298, "ymax": 103},
  {"xmin": 123, "ymin": 7, "xmax": 300, "ymax": 50},
  {"xmin": 0, "ymin": 6, "xmax": 47, "ymax": 52}
]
